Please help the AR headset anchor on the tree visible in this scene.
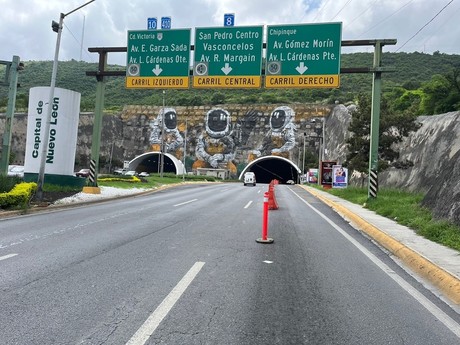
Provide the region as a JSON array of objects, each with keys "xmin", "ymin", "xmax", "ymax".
[
  {"xmin": 345, "ymin": 93, "xmax": 418, "ymax": 176},
  {"xmin": 419, "ymin": 70, "xmax": 460, "ymax": 114}
]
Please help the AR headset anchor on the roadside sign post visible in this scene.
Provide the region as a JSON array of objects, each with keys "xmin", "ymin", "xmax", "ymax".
[
  {"xmin": 265, "ymin": 23, "xmax": 342, "ymax": 88},
  {"xmin": 193, "ymin": 26, "xmax": 263, "ymax": 89},
  {"xmin": 126, "ymin": 29, "xmax": 191, "ymax": 89}
]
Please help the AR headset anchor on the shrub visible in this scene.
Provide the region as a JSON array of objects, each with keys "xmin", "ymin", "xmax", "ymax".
[
  {"xmin": 0, "ymin": 182, "xmax": 37, "ymax": 208},
  {"xmin": 0, "ymin": 175, "xmax": 22, "ymax": 193}
]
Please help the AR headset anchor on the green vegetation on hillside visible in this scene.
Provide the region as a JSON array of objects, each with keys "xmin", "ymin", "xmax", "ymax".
[{"xmin": 1, "ymin": 52, "xmax": 460, "ymax": 115}]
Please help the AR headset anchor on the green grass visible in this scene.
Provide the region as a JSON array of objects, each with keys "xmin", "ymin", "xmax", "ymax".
[
  {"xmin": 97, "ymin": 173, "xmax": 220, "ymax": 189},
  {"xmin": 316, "ymin": 186, "xmax": 460, "ymax": 252}
]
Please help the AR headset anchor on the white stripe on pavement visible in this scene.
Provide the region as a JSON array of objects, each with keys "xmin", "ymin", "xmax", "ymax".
[
  {"xmin": 173, "ymin": 199, "xmax": 198, "ymax": 207},
  {"xmin": 0, "ymin": 253, "xmax": 18, "ymax": 261},
  {"xmin": 125, "ymin": 261, "xmax": 205, "ymax": 345},
  {"xmin": 289, "ymin": 188, "xmax": 460, "ymax": 339},
  {"xmin": 244, "ymin": 201, "xmax": 253, "ymax": 209}
]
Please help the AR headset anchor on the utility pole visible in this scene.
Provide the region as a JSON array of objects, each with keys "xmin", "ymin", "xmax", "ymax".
[
  {"xmin": 36, "ymin": 0, "xmax": 95, "ymax": 200},
  {"xmin": 302, "ymin": 132, "xmax": 306, "ymax": 174},
  {"xmin": 182, "ymin": 117, "xmax": 187, "ymax": 182},
  {"xmin": 0, "ymin": 56, "xmax": 22, "ymax": 175},
  {"xmin": 160, "ymin": 90, "xmax": 165, "ymax": 178}
]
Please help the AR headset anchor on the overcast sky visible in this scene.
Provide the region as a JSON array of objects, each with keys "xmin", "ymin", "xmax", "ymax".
[{"xmin": 1, "ymin": 0, "xmax": 459, "ymax": 66}]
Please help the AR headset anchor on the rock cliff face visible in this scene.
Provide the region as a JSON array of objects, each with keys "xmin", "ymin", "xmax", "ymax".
[
  {"xmin": 2, "ymin": 103, "xmax": 458, "ymax": 225},
  {"xmin": 324, "ymin": 105, "xmax": 460, "ymax": 225},
  {"xmin": 1, "ymin": 103, "xmax": 332, "ymax": 174}
]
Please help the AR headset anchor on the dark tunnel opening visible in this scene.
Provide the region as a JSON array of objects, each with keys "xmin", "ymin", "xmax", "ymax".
[
  {"xmin": 248, "ymin": 158, "xmax": 299, "ymax": 184},
  {"xmin": 135, "ymin": 154, "xmax": 177, "ymax": 174}
]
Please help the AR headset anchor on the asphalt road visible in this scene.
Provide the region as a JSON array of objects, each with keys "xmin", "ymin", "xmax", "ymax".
[{"xmin": 1, "ymin": 183, "xmax": 460, "ymax": 344}]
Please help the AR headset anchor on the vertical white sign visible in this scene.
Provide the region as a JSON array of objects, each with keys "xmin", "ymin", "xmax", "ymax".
[{"xmin": 24, "ymin": 87, "xmax": 81, "ymax": 176}]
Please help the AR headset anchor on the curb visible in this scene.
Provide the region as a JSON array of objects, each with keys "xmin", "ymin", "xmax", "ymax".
[
  {"xmin": 300, "ymin": 185, "xmax": 460, "ymax": 305},
  {"xmin": 0, "ymin": 181, "xmax": 220, "ymax": 219}
]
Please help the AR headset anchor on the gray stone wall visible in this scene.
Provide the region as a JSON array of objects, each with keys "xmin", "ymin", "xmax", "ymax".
[
  {"xmin": 1, "ymin": 103, "xmax": 332, "ymax": 173},
  {"xmin": 2, "ymin": 103, "xmax": 459, "ymax": 224},
  {"xmin": 324, "ymin": 105, "xmax": 460, "ymax": 225}
]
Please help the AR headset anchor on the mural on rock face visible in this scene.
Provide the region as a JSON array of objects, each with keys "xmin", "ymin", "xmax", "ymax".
[
  {"xmin": 149, "ymin": 108, "xmax": 184, "ymax": 159},
  {"xmin": 250, "ymin": 106, "xmax": 296, "ymax": 161},
  {"xmin": 147, "ymin": 105, "xmax": 299, "ymax": 178},
  {"xmin": 192, "ymin": 108, "xmax": 237, "ymax": 174}
]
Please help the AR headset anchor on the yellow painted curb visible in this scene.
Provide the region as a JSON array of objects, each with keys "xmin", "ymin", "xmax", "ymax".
[
  {"xmin": 301, "ymin": 186, "xmax": 460, "ymax": 305},
  {"xmin": 82, "ymin": 186, "xmax": 101, "ymax": 194}
]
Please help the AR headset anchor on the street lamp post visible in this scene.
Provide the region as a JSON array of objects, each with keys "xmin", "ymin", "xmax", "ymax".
[
  {"xmin": 182, "ymin": 118, "xmax": 187, "ymax": 182},
  {"xmin": 160, "ymin": 90, "xmax": 165, "ymax": 178},
  {"xmin": 322, "ymin": 116, "xmax": 326, "ymax": 161},
  {"xmin": 36, "ymin": 0, "xmax": 95, "ymax": 200},
  {"xmin": 302, "ymin": 132, "xmax": 306, "ymax": 174}
]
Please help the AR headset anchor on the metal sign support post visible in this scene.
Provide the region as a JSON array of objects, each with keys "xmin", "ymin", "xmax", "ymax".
[
  {"xmin": 368, "ymin": 41, "xmax": 383, "ymax": 199},
  {"xmin": 89, "ymin": 52, "xmax": 107, "ymax": 188},
  {"xmin": 0, "ymin": 55, "xmax": 20, "ymax": 175}
]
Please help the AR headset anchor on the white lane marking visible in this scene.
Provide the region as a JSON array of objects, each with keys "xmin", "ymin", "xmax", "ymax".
[
  {"xmin": 0, "ymin": 253, "xmax": 18, "ymax": 261},
  {"xmin": 173, "ymin": 199, "xmax": 198, "ymax": 207},
  {"xmin": 244, "ymin": 201, "xmax": 253, "ymax": 209},
  {"xmin": 263, "ymin": 260, "xmax": 273, "ymax": 264},
  {"xmin": 126, "ymin": 261, "xmax": 205, "ymax": 345},
  {"xmin": 289, "ymin": 188, "xmax": 460, "ymax": 339}
]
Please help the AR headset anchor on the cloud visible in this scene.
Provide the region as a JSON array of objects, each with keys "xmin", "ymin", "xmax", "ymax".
[{"xmin": 1, "ymin": 0, "xmax": 459, "ymax": 66}]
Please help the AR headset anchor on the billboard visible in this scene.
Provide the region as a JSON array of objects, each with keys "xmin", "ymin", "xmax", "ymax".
[
  {"xmin": 332, "ymin": 165, "xmax": 348, "ymax": 188},
  {"xmin": 24, "ymin": 87, "xmax": 81, "ymax": 176}
]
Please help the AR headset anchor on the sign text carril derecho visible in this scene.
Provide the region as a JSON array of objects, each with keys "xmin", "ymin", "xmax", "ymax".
[
  {"xmin": 265, "ymin": 23, "xmax": 342, "ymax": 88},
  {"xmin": 126, "ymin": 29, "xmax": 191, "ymax": 89},
  {"xmin": 32, "ymin": 97, "xmax": 60, "ymax": 163},
  {"xmin": 125, "ymin": 22, "xmax": 341, "ymax": 90}
]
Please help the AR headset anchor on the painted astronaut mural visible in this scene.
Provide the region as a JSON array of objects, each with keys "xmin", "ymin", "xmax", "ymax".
[
  {"xmin": 192, "ymin": 108, "xmax": 237, "ymax": 174},
  {"xmin": 252, "ymin": 105, "xmax": 296, "ymax": 159},
  {"xmin": 149, "ymin": 108, "xmax": 184, "ymax": 159}
]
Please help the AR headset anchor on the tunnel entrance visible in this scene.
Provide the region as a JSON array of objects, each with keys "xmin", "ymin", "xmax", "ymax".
[
  {"xmin": 239, "ymin": 156, "xmax": 301, "ymax": 184},
  {"xmin": 128, "ymin": 152, "xmax": 185, "ymax": 175}
]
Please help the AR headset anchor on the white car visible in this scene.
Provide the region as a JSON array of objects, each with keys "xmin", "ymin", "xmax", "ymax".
[
  {"xmin": 243, "ymin": 172, "xmax": 256, "ymax": 186},
  {"xmin": 139, "ymin": 172, "xmax": 150, "ymax": 177},
  {"xmin": 7, "ymin": 165, "xmax": 24, "ymax": 178}
]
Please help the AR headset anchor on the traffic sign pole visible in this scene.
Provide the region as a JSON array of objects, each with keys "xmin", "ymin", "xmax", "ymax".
[{"xmin": 368, "ymin": 41, "xmax": 382, "ymax": 199}]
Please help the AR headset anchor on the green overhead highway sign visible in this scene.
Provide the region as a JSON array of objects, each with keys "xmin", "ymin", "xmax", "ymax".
[
  {"xmin": 126, "ymin": 29, "xmax": 191, "ymax": 89},
  {"xmin": 193, "ymin": 26, "xmax": 263, "ymax": 88},
  {"xmin": 265, "ymin": 23, "xmax": 342, "ymax": 89}
]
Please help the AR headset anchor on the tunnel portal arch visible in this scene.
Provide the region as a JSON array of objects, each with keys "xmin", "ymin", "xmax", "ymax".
[
  {"xmin": 239, "ymin": 156, "xmax": 301, "ymax": 184},
  {"xmin": 128, "ymin": 152, "xmax": 185, "ymax": 175}
]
